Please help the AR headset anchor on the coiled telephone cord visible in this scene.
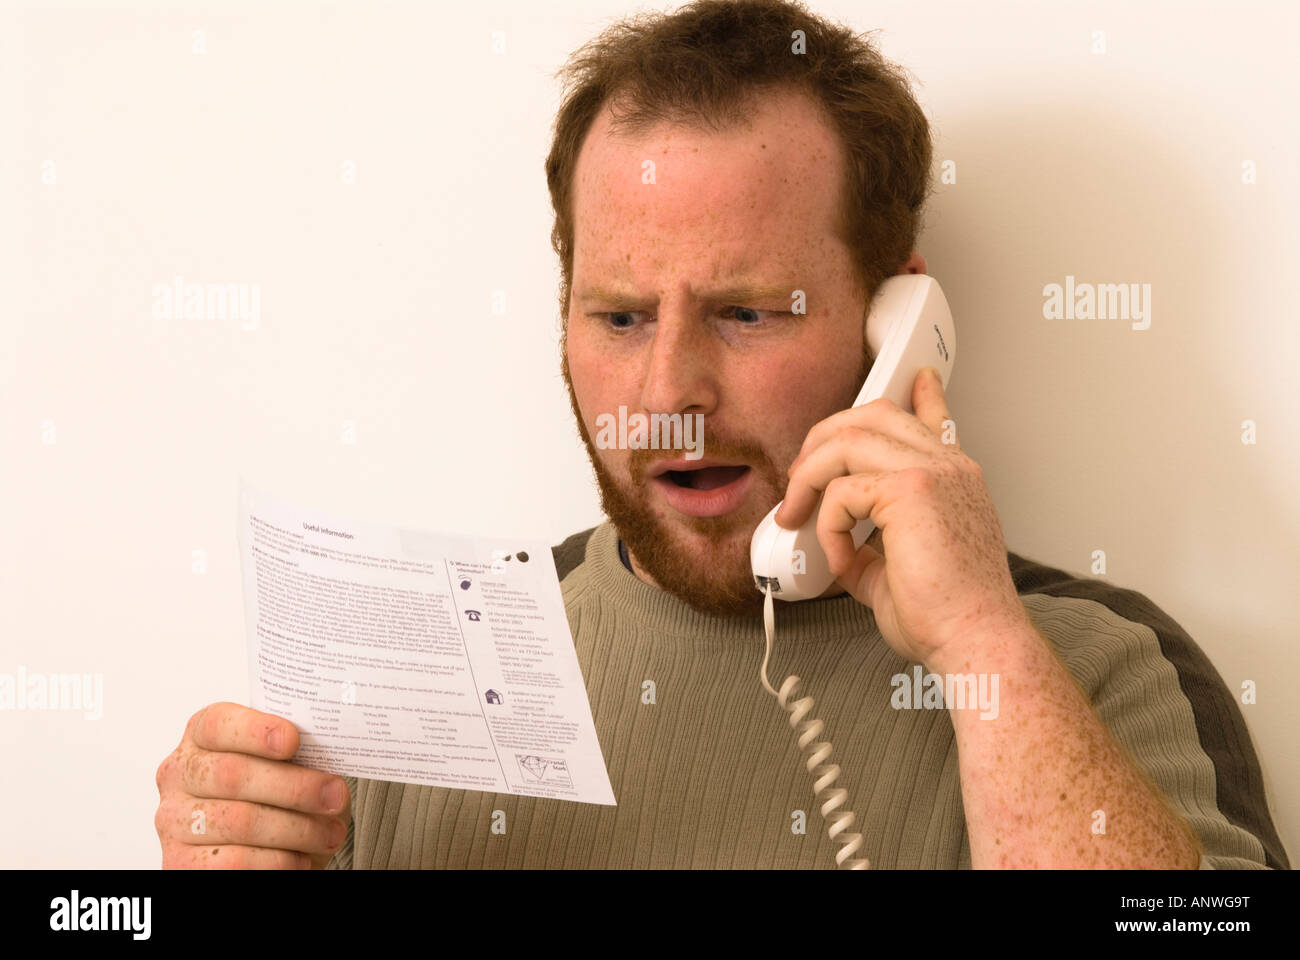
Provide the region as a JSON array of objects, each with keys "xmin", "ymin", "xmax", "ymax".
[{"xmin": 759, "ymin": 583, "xmax": 870, "ymax": 870}]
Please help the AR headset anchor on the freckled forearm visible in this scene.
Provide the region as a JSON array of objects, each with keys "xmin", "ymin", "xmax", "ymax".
[{"xmin": 930, "ymin": 616, "xmax": 1202, "ymax": 869}]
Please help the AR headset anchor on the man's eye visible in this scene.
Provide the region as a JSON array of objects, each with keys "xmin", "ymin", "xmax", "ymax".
[
  {"xmin": 601, "ymin": 311, "xmax": 647, "ymax": 329},
  {"xmin": 595, "ymin": 307, "xmax": 780, "ymax": 328},
  {"xmin": 720, "ymin": 306, "xmax": 778, "ymax": 324}
]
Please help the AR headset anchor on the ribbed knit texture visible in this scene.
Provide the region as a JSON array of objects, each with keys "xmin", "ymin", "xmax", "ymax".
[{"xmin": 327, "ymin": 521, "xmax": 1278, "ymax": 869}]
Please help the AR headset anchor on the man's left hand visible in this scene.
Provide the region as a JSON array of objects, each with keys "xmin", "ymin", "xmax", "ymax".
[{"xmin": 774, "ymin": 367, "xmax": 1029, "ymax": 667}]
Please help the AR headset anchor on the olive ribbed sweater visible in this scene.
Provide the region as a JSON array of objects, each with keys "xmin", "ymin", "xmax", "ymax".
[{"xmin": 326, "ymin": 521, "xmax": 1287, "ymax": 869}]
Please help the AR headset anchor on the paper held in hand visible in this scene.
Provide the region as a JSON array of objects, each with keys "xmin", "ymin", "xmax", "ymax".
[{"xmin": 236, "ymin": 477, "xmax": 615, "ymax": 805}]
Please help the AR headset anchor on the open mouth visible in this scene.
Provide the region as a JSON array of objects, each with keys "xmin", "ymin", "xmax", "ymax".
[
  {"xmin": 651, "ymin": 462, "xmax": 754, "ymax": 518},
  {"xmin": 663, "ymin": 465, "xmax": 750, "ymax": 490}
]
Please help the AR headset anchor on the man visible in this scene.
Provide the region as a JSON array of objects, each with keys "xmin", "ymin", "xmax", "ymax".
[{"xmin": 154, "ymin": 0, "xmax": 1288, "ymax": 869}]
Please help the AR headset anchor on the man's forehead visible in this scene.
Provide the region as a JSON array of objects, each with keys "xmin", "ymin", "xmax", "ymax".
[
  {"xmin": 572, "ymin": 220, "xmax": 831, "ymax": 303},
  {"xmin": 574, "ymin": 247, "xmax": 806, "ymax": 299},
  {"xmin": 576, "ymin": 87, "xmax": 840, "ymax": 185},
  {"xmin": 572, "ymin": 105, "xmax": 842, "ymax": 289}
]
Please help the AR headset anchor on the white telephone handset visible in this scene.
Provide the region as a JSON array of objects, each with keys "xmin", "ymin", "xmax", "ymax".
[
  {"xmin": 750, "ymin": 274, "xmax": 956, "ymax": 601},
  {"xmin": 751, "ymin": 274, "xmax": 956, "ymax": 869}
]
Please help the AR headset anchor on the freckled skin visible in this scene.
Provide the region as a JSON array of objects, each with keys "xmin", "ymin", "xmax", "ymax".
[
  {"xmin": 940, "ymin": 620, "xmax": 1202, "ymax": 868},
  {"xmin": 155, "ymin": 703, "xmax": 349, "ymax": 869}
]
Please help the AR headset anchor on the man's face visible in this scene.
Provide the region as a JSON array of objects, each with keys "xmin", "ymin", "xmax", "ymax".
[{"xmin": 561, "ymin": 88, "xmax": 871, "ymax": 617}]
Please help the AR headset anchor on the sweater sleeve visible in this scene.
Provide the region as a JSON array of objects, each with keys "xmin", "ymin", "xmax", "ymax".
[{"xmin": 1011, "ymin": 552, "xmax": 1288, "ymax": 870}]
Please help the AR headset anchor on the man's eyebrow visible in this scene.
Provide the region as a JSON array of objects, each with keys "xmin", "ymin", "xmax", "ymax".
[
  {"xmin": 574, "ymin": 285, "xmax": 653, "ymax": 308},
  {"xmin": 575, "ymin": 282, "xmax": 802, "ymax": 307}
]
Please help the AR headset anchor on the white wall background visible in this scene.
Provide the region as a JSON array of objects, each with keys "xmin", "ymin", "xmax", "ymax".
[{"xmin": 1, "ymin": 0, "xmax": 1294, "ymax": 868}]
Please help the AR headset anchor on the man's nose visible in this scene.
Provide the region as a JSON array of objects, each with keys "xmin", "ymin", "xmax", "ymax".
[{"xmin": 639, "ymin": 312, "xmax": 718, "ymax": 417}]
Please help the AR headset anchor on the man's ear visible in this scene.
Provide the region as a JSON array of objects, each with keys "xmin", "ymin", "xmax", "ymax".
[{"xmin": 897, "ymin": 252, "xmax": 927, "ymax": 275}]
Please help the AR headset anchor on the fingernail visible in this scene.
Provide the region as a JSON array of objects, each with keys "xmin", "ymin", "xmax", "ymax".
[
  {"xmin": 323, "ymin": 780, "xmax": 346, "ymax": 811},
  {"xmin": 267, "ymin": 726, "xmax": 283, "ymax": 753}
]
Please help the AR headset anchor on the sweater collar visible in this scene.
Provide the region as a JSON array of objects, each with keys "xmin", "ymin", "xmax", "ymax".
[{"xmin": 589, "ymin": 521, "xmax": 881, "ymax": 647}]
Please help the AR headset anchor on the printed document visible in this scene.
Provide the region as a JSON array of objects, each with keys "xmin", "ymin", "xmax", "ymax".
[{"xmin": 236, "ymin": 478, "xmax": 615, "ymax": 804}]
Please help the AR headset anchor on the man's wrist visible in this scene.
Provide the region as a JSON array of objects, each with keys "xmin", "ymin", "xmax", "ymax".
[{"xmin": 924, "ymin": 602, "xmax": 1043, "ymax": 678}]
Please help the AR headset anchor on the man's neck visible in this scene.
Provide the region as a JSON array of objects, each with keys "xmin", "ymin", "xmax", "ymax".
[{"xmin": 621, "ymin": 538, "xmax": 660, "ymax": 589}]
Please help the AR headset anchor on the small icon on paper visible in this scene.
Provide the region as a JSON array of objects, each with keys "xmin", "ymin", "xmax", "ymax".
[
  {"xmin": 485, "ymin": 689, "xmax": 503, "ymax": 705},
  {"xmin": 516, "ymin": 754, "xmax": 571, "ymax": 786},
  {"xmin": 459, "ymin": 578, "xmax": 472, "ymax": 590},
  {"xmin": 466, "ymin": 609, "xmax": 481, "ymax": 622}
]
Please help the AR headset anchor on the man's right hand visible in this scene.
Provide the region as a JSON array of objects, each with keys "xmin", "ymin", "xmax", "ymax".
[{"xmin": 155, "ymin": 702, "xmax": 351, "ymax": 869}]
